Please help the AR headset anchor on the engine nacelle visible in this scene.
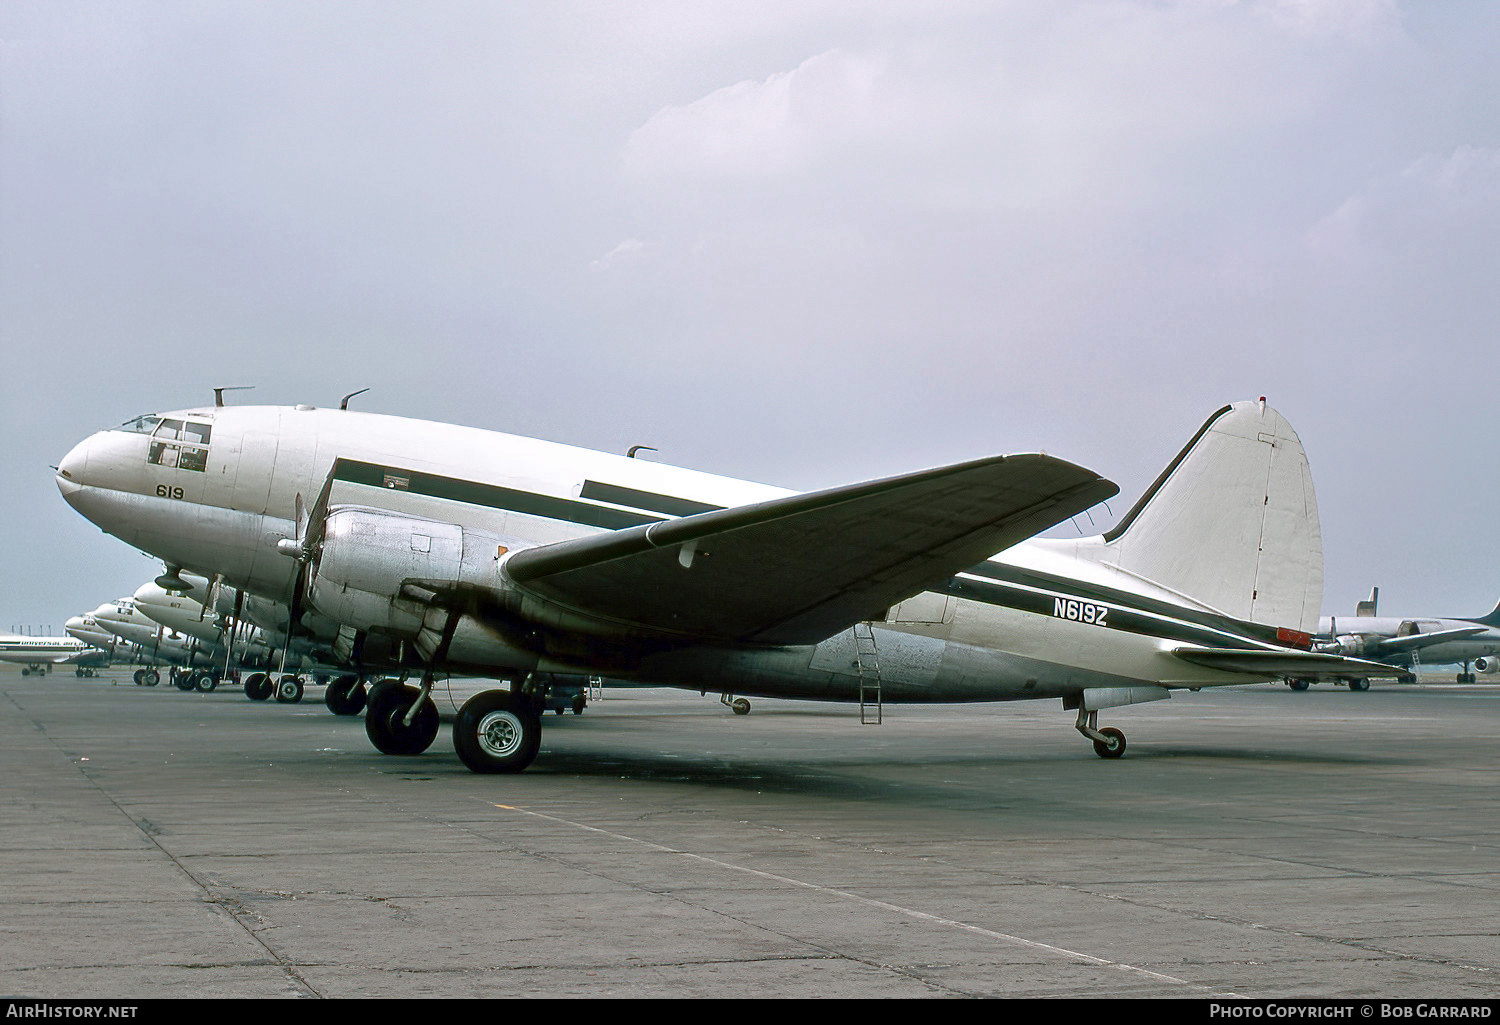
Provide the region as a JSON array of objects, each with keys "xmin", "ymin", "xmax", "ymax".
[
  {"xmin": 307, "ymin": 506, "xmax": 508, "ymax": 637},
  {"xmin": 1475, "ymin": 656, "xmax": 1500, "ymax": 674},
  {"xmin": 1329, "ymin": 634, "xmax": 1370, "ymax": 657}
]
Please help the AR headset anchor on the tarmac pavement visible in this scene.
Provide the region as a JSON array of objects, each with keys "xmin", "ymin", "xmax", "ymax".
[{"xmin": 1, "ymin": 669, "xmax": 1497, "ymax": 999}]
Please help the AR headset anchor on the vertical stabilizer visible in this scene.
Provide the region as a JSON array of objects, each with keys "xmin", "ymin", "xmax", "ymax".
[
  {"xmin": 1355, "ymin": 587, "xmax": 1378, "ymax": 617},
  {"xmin": 1097, "ymin": 400, "xmax": 1324, "ymax": 632}
]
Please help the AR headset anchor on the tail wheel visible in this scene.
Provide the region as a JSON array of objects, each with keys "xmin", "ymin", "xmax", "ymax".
[
  {"xmin": 453, "ymin": 690, "xmax": 541, "ymax": 773},
  {"xmin": 1092, "ymin": 727, "xmax": 1126, "ymax": 759}
]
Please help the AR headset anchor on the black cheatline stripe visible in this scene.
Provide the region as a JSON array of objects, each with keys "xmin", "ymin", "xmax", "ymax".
[
  {"xmin": 943, "ymin": 576, "xmax": 1264, "ymax": 651},
  {"xmin": 332, "ymin": 459, "xmax": 663, "ymax": 531},
  {"xmin": 957, "ymin": 559, "xmax": 1290, "ymax": 646},
  {"xmin": 580, "ymin": 480, "xmax": 724, "ymax": 518}
]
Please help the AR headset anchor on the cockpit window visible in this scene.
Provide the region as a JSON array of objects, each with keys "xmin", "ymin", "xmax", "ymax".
[
  {"xmin": 148, "ymin": 418, "xmax": 212, "ymax": 473},
  {"xmin": 118, "ymin": 415, "xmax": 161, "ymax": 435}
]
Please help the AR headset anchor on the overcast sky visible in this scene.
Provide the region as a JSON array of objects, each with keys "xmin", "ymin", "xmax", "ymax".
[{"xmin": 3, "ymin": 0, "xmax": 1499, "ymax": 634}]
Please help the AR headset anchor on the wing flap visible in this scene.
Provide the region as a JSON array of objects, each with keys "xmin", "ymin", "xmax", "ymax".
[
  {"xmin": 1172, "ymin": 647, "xmax": 1409, "ymax": 678},
  {"xmin": 505, "ymin": 454, "xmax": 1117, "ymax": 645}
]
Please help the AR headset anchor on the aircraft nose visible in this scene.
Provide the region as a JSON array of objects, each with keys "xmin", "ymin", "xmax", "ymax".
[{"xmin": 55, "ymin": 435, "xmax": 95, "ymax": 503}]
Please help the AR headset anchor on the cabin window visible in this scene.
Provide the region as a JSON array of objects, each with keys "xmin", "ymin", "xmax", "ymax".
[{"xmin": 147, "ymin": 418, "xmax": 213, "ymax": 473}]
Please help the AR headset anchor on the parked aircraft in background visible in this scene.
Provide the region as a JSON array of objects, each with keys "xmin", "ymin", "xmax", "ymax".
[
  {"xmin": 56, "ymin": 396, "xmax": 1401, "ymax": 771},
  {"xmin": 1292, "ymin": 587, "xmax": 1500, "ymax": 687},
  {"xmin": 131, "ymin": 574, "xmax": 360, "ymax": 706},
  {"xmin": 0, "ymin": 632, "xmax": 109, "ymax": 676}
]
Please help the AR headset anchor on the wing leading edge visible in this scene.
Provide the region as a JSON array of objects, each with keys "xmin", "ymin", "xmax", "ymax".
[{"xmin": 504, "ymin": 454, "xmax": 1118, "ymax": 646}]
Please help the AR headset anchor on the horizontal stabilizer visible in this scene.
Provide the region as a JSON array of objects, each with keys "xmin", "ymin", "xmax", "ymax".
[
  {"xmin": 1171, "ymin": 646, "xmax": 1409, "ymax": 678},
  {"xmin": 505, "ymin": 454, "xmax": 1118, "ymax": 645}
]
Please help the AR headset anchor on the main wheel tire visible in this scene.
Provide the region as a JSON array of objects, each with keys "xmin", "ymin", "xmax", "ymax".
[
  {"xmin": 133, "ymin": 669, "xmax": 145, "ymax": 686},
  {"xmin": 365, "ymin": 684, "xmax": 440, "ymax": 756},
  {"xmin": 144, "ymin": 669, "xmax": 160, "ymax": 687},
  {"xmin": 275, "ymin": 676, "xmax": 304, "ymax": 703},
  {"xmin": 731, "ymin": 698, "xmax": 751, "ymax": 715},
  {"xmin": 453, "ymin": 691, "xmax": 541, "ymax": 774},
  {"xmin": 1092, "ymin": 726, "xmax": 1127, "ymax": 759},
  {"xmin": 1348, "ymin": 678, "xmax": 1370, "ymax": 692},
  {"xmin": 196, "ymin": 672, "xmax": 218, "ymax": 693},
  {"xmin": 244, "ymin": 672, "xmax": 272, "ymax": 701},
  {"xmin": 324, "ymin": 675, "xmax": 367, "ymax": 716},
  {"xmin": 1288, "ymin": 678, "xmax": 1311, "ymax": 691}
]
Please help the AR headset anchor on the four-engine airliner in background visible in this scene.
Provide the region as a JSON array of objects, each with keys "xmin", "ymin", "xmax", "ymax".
[
  {"xmin": 0, "ymin": 631, "xmax": 109, "ymax": 676},
  {"xmin": 1297, "ymin": 586, "xmax": 1500, "ymax": 687},
  {"xmin": 53, "ymin": 397, "xmax": 1403, "ymax": 772}
]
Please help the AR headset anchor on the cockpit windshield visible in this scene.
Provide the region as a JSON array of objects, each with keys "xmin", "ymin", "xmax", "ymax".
[
  {"xmin": 117, "ymin": 414, "xmax": 161, "ymax": 435},
  {"xmin": 147, "ymin": 418, "xmax": 213, "ymax": 473}
]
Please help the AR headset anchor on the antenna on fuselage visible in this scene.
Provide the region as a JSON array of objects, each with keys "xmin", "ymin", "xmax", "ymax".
[
  {"xmin": 340, "ymin": 388, "xmax": 371, "ymax": 410},
  {"xmin": 213, "ymin": 386, "xmax": 254, "ymax": 407}
]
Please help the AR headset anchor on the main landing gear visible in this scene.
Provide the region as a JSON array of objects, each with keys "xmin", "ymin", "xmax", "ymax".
[
  {"xmin": 1075, "ymin": 708, "xmax": 1126, "ymax": 759},
  {"xmin": 452, "ymin": 690, "xmax": 542, "ymax": 773},
  {"xmin": 365, "ymin": 677, "xmax": 440, "ymax": 756},
  {"xmin": 324, "ymin": 674, "xmax": 367, "ymax": 716},
  {"xmin": 241, "ymin": 672, "xmax": 308, "ymax": 703}
]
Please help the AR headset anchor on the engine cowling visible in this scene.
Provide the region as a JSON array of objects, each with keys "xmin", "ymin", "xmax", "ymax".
[
  {"xmin": 1475, "ymin": 656, "xmax": 1500, "ymax": 674},
  {"xmin": 1329, "ymin": 634, "xmax": 1371, "ymax": 657},
  {"xmin": 309, "ymin": 507, "xmax": 473, "ymax": 633},
  {"xmin": 304, "ymin": 506, "xmax": 537, "ymax": 672}
]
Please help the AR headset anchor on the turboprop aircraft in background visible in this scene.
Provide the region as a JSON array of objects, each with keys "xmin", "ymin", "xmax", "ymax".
[
  {"xmin": 55, "ymin": 396, "xmax": 1402, "ymax": 772},
  {"xmin": 0, "ymin": 632, "xmax": 109, "ymax": 676},
  {"xmin": 1290, "ymin": 586, "xmax": 1500, "ymax": 687}
]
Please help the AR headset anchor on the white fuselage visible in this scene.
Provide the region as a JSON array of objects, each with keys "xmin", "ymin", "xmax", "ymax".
[
  {"xmin": 0, "ymin": 633, "xmax": 104, "ymax": 667},
  {"xmin": 56, "ymin": 404, "xmax": 1306, "ymax": 702}
]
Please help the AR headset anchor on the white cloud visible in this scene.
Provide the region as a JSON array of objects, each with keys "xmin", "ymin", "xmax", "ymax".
[
  {"xmin": 623, "ymin": 48, "xmax": 888, "ymax": 180},
  {"xmin": 1307, "ymin": 145, "xmax": 1500, "ymax": 256},
  {"xmin": 590, "ymin": 237, "xmax": 649, "ymax": 270}
]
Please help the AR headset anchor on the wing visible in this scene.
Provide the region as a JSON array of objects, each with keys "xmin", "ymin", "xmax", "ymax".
[
  {"xmin": 505, "ymin": 454, "xmax": 1118, "ymax": 646},
  {"xmin": 1171, "ymin": 647, "xmax": 1410, "ymax": 678},
  {"xmin": 1363, "ymin": 626, "xmax": 1487, "ymax": 658}
]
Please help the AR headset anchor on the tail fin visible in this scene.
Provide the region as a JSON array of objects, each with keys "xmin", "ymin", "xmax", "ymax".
[
  {"xmin": 1468, "ymin": 599, "xmax": 1500, "ymax": 628},
  {"xmin": 1096, "ymin": 399, "xmax": 1324, "ymax": 632},
  {"xmin": 1355, "ymin": 587, "xmax": 1379, "ymax": 617}
]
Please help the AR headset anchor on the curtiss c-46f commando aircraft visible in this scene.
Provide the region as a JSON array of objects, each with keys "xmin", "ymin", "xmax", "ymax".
[{"xmin": 55, "ymin": 397, "xmax": 1400, "ymax": 772}]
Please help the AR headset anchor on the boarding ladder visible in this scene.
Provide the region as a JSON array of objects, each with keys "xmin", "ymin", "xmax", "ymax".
[{"xmin": 854, "ymin": 621, "xmax": 883, "ymax": 724}]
